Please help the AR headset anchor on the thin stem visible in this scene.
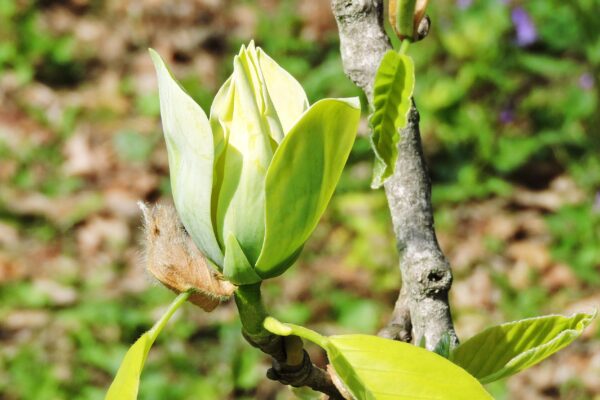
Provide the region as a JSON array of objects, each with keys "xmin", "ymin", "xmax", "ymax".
[
  {"xmin": 148, "ymin": 290, "xmax": 191, "ymax": 341},
  {"xmin": 399, "ymin": 39, "xmax": 411, "ymax": 54},
  {"xmin": 234, "ymin": 283, "xmax": 269, "ymax": 339}
]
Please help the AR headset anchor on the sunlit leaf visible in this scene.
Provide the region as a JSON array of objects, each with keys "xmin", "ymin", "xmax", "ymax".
[
  {"xmin": 264, "ymin": 317, "xmax": 492, "ymax": 400},
  {"xmin": 370, "ymin": 50, "xmax": 415, "ymax": 188},
  {"xmin": 256, "ymin": 98, "xmax": 360, "ymax": 278},
  {"xmin": 105, "ymin": 292, "xmax": 190, "ymax": 400},
  {"xmin": 450, "ymin": 312, "xmax": 595, "ymax": 384}
]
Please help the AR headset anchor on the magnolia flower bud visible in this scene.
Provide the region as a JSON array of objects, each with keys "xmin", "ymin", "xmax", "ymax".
[
  {"xmin": 150, "ymin": 42, "xmax": 360, "ymax": 285},
  {"xmin": 389, "ymin": 0, "xmax": 430, "ymax": 41}
]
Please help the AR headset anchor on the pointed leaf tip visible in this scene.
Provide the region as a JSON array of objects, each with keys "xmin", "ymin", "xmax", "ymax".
[
  {"xmin": 148, "ymin": 48, "xmax": 159, "ymax": 63},
  {"xmin": 451, "ymin": 312, "xmax": 595, "ymax": 383}
]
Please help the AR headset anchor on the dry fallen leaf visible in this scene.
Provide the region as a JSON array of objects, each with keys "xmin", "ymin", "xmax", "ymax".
[
  {"xmin": 451, "ymin": 267, "xmax": 499, "ymax": 310},
  {"xmin": 506, "ymin": 239, "xmax": 552, "ymax": 271},
  {"xmin": 513, "ymin": 176, "xmax": 585, "ymax": 211}
]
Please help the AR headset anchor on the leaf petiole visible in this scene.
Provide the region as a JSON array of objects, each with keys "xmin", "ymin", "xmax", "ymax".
[
  {"xmin": 399, "ymin": 39, "xmax": 411, "ymax": 54},
  {"xmin": 148, "ymin": 290, "xmax": 191, "ymax": 341},
  {"xmin": 264, "ymin": 317, "xmax": 330, "ymax": 349}
]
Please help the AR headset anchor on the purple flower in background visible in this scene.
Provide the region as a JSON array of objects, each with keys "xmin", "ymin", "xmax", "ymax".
[
  {"xmin": 457, "ymin": 0, "xmax": 472, "ymax": 9},
  {"xmin": 499, "ymin": 108, "xmax": 515, "ymax": 124},
  {"xmin": 579, "ymin": 73, "xmax": 595, "ymax": 90},
  {"xmin": 511, "ymin": 7, "xmax": 537, "ymax": 47}
]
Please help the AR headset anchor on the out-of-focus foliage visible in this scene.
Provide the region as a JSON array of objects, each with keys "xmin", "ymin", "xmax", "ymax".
[
  {"xmin": 0, "ymin": 0, "xmax": 85, "ymax": 86},
  {"xmin": 546, "ymin": 205, "xmax": 600, "ymax": 283},
  {"xmin": 0, "ymin": 0, "xmax": 598, "ymax": 399},
  {"xmin": 415, "ymin": 0, "xmax": 600, "ymax": 206}
]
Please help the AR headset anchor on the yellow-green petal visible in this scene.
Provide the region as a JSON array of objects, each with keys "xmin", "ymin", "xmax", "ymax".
[
  {"xmin": 213, "ymin": 46, "xmax": 274, "ymax": 264},
  {"xmin": 209, "ymin": 76, "xmax": 233, "ymax": 252},
  {"xmin": 256, "ymin": 47, "xmax": 308, "ymax": 135},
  {"xmin": 255, "ymin": 98, "xmax": 360, "ymax": 278},
  {"xmin": 149, "ymin": 49, "xmax": 223, "ymax": 265}
]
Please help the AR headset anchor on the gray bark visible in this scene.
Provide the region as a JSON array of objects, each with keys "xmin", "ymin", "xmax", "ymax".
[{"xmin": 331, "ymin": 0, "xmax": 458, "ymax": 350}]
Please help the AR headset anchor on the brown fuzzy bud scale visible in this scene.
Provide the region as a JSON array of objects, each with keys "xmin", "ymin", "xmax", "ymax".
[{"xmin": 139, "ymin": 202, "xmax": 235, "ymax": 311}]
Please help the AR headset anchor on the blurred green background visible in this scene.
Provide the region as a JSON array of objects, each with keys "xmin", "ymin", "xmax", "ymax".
[{"xmin": 0, "ymin": 0, "xmax": 598, "ymax": 399}]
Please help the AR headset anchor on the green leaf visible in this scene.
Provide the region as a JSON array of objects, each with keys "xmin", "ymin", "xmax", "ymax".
[
  {"xmin": 370, "ymin": 51, "xmax": 415, "ymax": 189},
  {"xmin": 149, "ymin": 49, "xmax": 224, "ymax": 266},
  {"xmin": 105, "ymin": 292, "xmax": 190, "ymax": 400},
  {"xmin": 450, "ymin": 312, "xmax": 595, "ymax": 384},
  {"xmin": 264, "ymin": 317, "xmax": 492, "ymax": 400},
  {"xmin": 255, "ymin": 98, "xmax": 360, "ymax": 278}
]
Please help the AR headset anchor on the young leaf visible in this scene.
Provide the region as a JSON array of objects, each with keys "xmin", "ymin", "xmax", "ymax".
[
  {"xmin": 450, "ymin": 312, "xmax": 595, "ymax": 384},
  {"xmin": 370, "ymin": 51, "xmax": 415, "ymax": 189},
  {"xmin": 105, "ymin": 292, "xmax": 190, "ymax": 400},
  {"xmin": 264, "ymin": 317, "xmax": 492, "ymax": 400}
]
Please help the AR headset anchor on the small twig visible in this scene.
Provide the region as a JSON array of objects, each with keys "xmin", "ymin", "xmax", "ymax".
[
  {"xmin": 331, "ymin": 0, "xmax": 458, "ymax": 349},
  {"xmin": 235, "ymin": 284, "xmax": 344, "ymax": 399}
]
